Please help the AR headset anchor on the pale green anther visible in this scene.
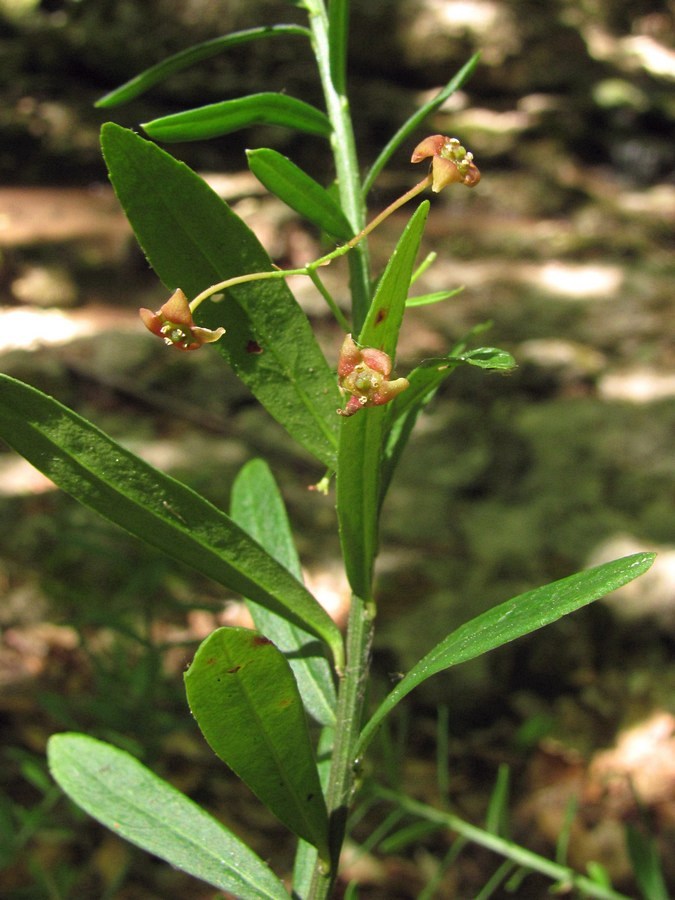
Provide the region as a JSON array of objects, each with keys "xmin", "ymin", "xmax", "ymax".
[{"xmin": 161, "ymin": 324, "xmax": 188, "ymax": 345}]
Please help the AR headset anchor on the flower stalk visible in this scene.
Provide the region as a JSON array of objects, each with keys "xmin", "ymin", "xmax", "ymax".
[
  {"xmin": 140, "ymin": 136, "xmax": 480, "ymax": 348},
  {"xmin": 186, "ymin": 173, "xmax": 433, "ymax": 316}
]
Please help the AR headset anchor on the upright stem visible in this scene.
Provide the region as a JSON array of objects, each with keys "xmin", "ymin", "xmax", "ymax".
[
  {"xmin": 307, "ymin": 2, "xmax": 371, "ymax": 331},
  {"xmin": 308, "ymin": 594, "xmax": 375, "ymax": 899},
  {"xmin": 304, "ymin": 5, "xmax": 382, "ymax": 897}
]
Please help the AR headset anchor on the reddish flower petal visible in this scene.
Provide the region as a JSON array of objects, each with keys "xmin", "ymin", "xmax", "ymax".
[
  {"xmin": 411, "ymin": 134, "xmax": 446, "ymax": 163},
  {"xmin": 337, "ymin": 333, "xmax": 362, "ymax": 377},
  {"xmin": 159, "ymin": 288, "xmax": 193, "ymax": 326},
  {"xmin": 360, "ymin": 347, "xmax": 392, "ymax": 377}
]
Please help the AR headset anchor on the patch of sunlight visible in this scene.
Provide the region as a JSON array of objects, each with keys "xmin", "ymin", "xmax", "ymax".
[
  {"xmin": 617, "ymin": 184, "xmax": 675, "ymax": 220},
  {"xmin": 434, "ymin": 0, "xmax": 503, "ymax": 30},
  {"xmin": 449, "ymin": 107, "xmax": 531, "ymax": 135},
  {"xmin": 598, "ymin": 368, "xmax": 675, "ymax": 403},
  {"xmin": 584, "ymin": 25, "xmax": 675, "ymax": 81},
  {"xmin": 535, "ymin": 261, "xmax": 624, "ymax": 299},
  {"xmin": 622, "ymin": 35, "xmax": 675, "ymax": 81},
  {"xmin": 304, "ymin": 565, "xmax": 351, "ymax": 629},
  {"xmin": 0, "ymin": 308, "xmax": 95, "ymax": 352},
  {"xmin": 0, "ymin": 457, "xmax": 55, "ymax": 496}
]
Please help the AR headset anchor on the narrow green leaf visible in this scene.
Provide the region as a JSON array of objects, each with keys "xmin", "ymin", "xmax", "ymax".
[
  {"xmin": 363, "ymin": 53, "xmax": 481, "ymax": 196},
  {"xmin": 247, "ymin": 148, "xmax": 353, "ymax": 241},
  {"xmin": 0, "ymin": 374, "xmax": 344, "ymax": 672},
  {"xmin": 336, "ymin": 406, "xmax": 388, "ymax": 599},
  {"xmin": 418, "ymin": 348, "xmax": 516, "ymax": 371},
  {"xmin": 231, "ymin": 459, "xmax": 337, "ymax": 726},
  {"xmin": 405, "ymin": 287, "xmax": 464, "ymax": 307},
  {"xmin": 185, "ymin": 627, "xmax": 330, "ymax": 858},
  {"xmin": 359, "ymin": 201, "xmax": 429, "ymax": 355},
  {"xmin": 380, "ymin": 345, "xmax": 515, "ymax": 503},
  {"xmin": 586, "ymin": 862, "xmax": 613, "ymax": 890},
  {"xmin": 463, "ymin": 347, "xmax": 516, "ymax": 370},
  {"xmin": 626, "ymin": 825, "xmax": 669, "ymax": 900},
  {"xmin": 378, "ymin": 820, "xmax": 440, "ymax": 854},
  {"xmin": 328, "ymin": 0, "xmax": 350, "ymax": 95},
  {"xmin": 358, "ymin": 553, "xmax": 656, "ymax": 752},
  {"xmin": 555, "ymin": 796, "xmax": 578, "ymax": 866},
  {"xmin": 485, "ymin": 764, "xmax": 510, "ymax": 837},
  {"xmin": 143, "ymin": 93, "xmax": 332, "ymax": 142},
  {"xmin": 96, "ymin": 26, "xmax": 311, "ymax": 108},
  {"xmin": 48, "ymin": 734, "xmax": 288, "ymax": 899},
  {"xmin": 336, "ymin": 203, "xmax": 429, "ymax": 597},
  {"xmin": 100, "ymin": 123, "xmax": 340, "ymax": 468}
]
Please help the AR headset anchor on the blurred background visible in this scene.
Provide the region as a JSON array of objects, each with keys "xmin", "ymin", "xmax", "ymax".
[{"xmin": 1, "ymin": 0, "xmax": 674, "ymax": 897}]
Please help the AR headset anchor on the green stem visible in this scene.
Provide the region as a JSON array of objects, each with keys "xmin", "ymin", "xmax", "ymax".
[
  {"xmin": 371, "ymin": 788, "xmax": 633, "ymax": 900},
  {"xmin": 306, "ymin": 269, "xmax": 350, "ymax": 332},
  {"xmin": 306, "ymin": 2, "xmax": 371, "ymax": 331},
  {"xmin": 188, "ymin": 175, "xmax": 432, "ymax": 314},
  {"xmin": 308, "ymin": 594, "xmax": 375, "ymax": 899}
]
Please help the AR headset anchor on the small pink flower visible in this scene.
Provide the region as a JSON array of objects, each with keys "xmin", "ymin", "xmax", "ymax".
[
  {"xmin": 337, "ymin": 334, "xmax": 409, "ymax": 417},
  {"xmin": 411, "ymin": 135, "xmax": 481, "ymax": 192},
  {"xmin": 139, "ymin": 289, "xmax": 225, "ymax": 351}
]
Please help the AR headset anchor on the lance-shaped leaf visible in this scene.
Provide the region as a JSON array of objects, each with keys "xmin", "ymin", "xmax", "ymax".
[
  {"xmin": 0, "ymin": 374, "xmax": 344, "ymax": 672},
  {"xmin": 247, "ymin": 148, "xmax": 353, "ymax": 241},
  {"xmin": 101, "ymin": 123, "xmax": 340, "ymax": 468},
  {"xmin": 48, "ymin": 733, "xmax": 289, "ymax": 899},
  {"xmin": 405, "ymin": 287, "xmax": 464, "ymax": 307},
  {"xmin": 143, "ymin": 93, "xmax": 331, "ymax": 142},
  {"xmin": 336, "ymin": 202, "xmax": 429, "ymax": 598},
  {"xmin": 96, "ymin": 26, "xmax": 311, "ymax": 108},
  {"xmin": 358, "ymin": 553, "xmax": 656, "ymax": 753},
  {"xmin": 185, "ymin": 627, "xmax": 330, "ymax": 858},
  {"xmin": 359, "ymin": 201, "xmax": 430, "ymax": 356},
  {"xmin": 380, "ymin": 345, "xmax": 516, "ymax": 504},
  {"xmin": 231, "ymin": 459, "xmax": 337, "ymax": 726}
]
